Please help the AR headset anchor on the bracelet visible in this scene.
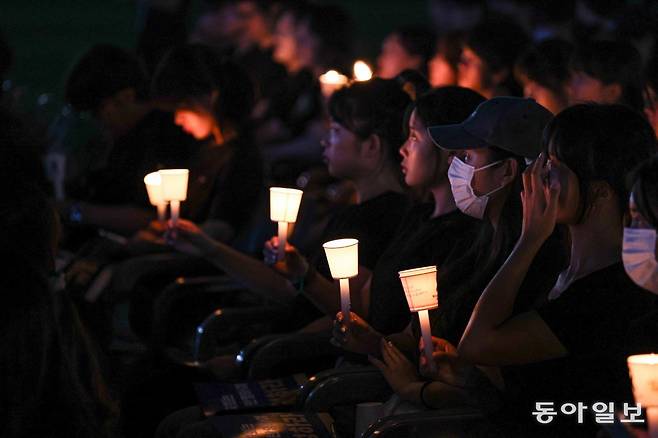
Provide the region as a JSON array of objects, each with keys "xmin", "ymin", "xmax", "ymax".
[{"xmin": 419, "ymin": 381, "xmax": 434, "ymax": 409}]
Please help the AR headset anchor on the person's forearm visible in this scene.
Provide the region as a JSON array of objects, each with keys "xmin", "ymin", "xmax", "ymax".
[
  {"xmin": 459, "ymin": 238, "xmax": 543, "ymax": 360},
  {"xmin": 400, "ymin": 381, "xmax": 475, "ymax": 409},
  {"xmin": 78, "ymin": 202, "xmax": 153, "ymax": 234},
  {"xmin": 205, "ymin": 241, "xmax": 297, "ymax": 302}
]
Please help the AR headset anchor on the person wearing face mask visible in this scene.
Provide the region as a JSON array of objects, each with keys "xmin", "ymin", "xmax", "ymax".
[
  {"xmin": 624, "ymin": 155, "xmax": 658, "ymax": 357},
  {"xmin": 455, "ymin": 104, "xmax": 657, "ymax": 436},
  {"xmin": 333, "ymin": 97, "xmax": 566, "ymax": 418}
]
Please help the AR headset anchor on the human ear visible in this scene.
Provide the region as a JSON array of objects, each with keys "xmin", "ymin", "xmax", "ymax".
[
  {"xmin": 499, "ymin": 158, "xmax": 519, "ymax": 186},
  {"xmin": 361, "ymin": 134, "xmax": 382, "ymax": 160}
]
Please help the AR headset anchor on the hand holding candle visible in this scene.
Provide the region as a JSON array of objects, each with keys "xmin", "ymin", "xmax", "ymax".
[
  {"xmin": 158, "ymin": 169, "xmax": 189, "ymax": 226},
  {"xmin": 399, "ymin": 266, "xmax": 439, "ymax": 372},
  {"xmin": 628, "ymin": 354, "xmax": 658, "ymax": 437},
  {"xmin": 269, "ymin": 187, "xmax": 303, "ymax": 261},
  {"xmin": 144, "ymin": 171, "xmax": 168, "ymax": 222},
  {"xmin": 323, "ymin": 238, "xmax": 359, "ymax": 320}
]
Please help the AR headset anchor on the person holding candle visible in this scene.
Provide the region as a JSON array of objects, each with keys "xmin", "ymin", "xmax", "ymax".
[
  {"xmin": 61, "ymin": 44, "xmax": 200, "ymax": 235},
  {"xmin": 454, "ymin": 104, "xmax": 657, "ymax": 435},
  {"xmin": 169, "ymin": 78, "xmax": 411, "ymax": 329},
  {"xmin": 142, "ymin": 78, "xmax": 411, "ymax": 438},
  {"xmin": 151, "ymin": 43, "xmax": 264, "ymax": 243},
  {"xmin": 333, "ymin": 97, "xmax": 566, "ymax": 421}
]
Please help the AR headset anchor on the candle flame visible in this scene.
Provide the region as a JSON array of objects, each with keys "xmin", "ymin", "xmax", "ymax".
[
  {"xmin": 353, "ymin": 60, "xmax": 373, "ymax": 81},
  {"xmin": 319, "ymin": 70, "xmax": 348, "ymax": 85}
]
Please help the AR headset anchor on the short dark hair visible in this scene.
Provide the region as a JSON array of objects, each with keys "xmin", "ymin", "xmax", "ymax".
[
  {"xmin": 570, "ymin": 40, "xmax": 645, "ymax": 113},
  {"xmin": 515, "ymin": 39, "xmax": 573, "ymax": 96},
  {"xmin": 65, "ymin": 44, "xmax": 148, "ymax": 113},
  {"xmin": 328, "ymin": 78, "xmax": 411, "ymax": 166},
  {"xmin": 465, "ymin": 17, "xmax": 529, "ymax": 95},
  {"xmin": 392, "ymin": 26, "xmax": 436, "ymax": 75},
  {"xmin": 628, "ymin": 155, "xmax": 658, "ymax": 228},
  {"xmin": 304, "ymin": 4, "xmax": 354, "ymax": 72},
  {"xmin": 414, "ymin": 86, "xmax": 485, "ymax": 128},
  {"xmin": 152, "ymin": 44, "xmax": 254, "ymax": 131},
  {"xmin": 543, "ymin": 104, "xmax": 657, "ymax": 222}
]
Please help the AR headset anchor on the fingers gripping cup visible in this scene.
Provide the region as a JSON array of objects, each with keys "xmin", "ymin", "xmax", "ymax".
[
  {"xmin": 269, "ymin": 187, "xmax": 303, "ymax": 261},
  {"xmin": 627, "ymin": 354, "xmax": 658, "ymax": 437},
  {"xmin": 144, "ymin": 172, "xmax": 167, "ymax": 222},
  {"xmin": 323, "ymin": 238, "xmax": 359, "ymax": 321},
  {"xmin": 399, "ymin": 266, "xmax": 439, "ymax": 372},
  {"xmin": 158, "ymin": 169, "xmax": 189, "ymax": 226}
]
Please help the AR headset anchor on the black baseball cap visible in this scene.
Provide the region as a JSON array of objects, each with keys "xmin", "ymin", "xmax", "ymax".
[{"xmin": 428, "ymin": 97, "xmax": 552, "ymax": 159}]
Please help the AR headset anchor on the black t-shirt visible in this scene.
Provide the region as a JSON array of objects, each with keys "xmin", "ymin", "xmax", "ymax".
[
  {"xmin": 426, "ymin": 228, "xmax": 566, "ymax": 347},
  {"xmin": 83, "ymin": 110, "xmax": 199, "ymax": 206},
  {"xmin": 182, "ymin": 136, "xmax": 264, "ymax": 234},
  {"xmin": 368, "ymin": 204, "xmax": 480, "ymax": 335},
  {"xmin": 500, "ymin": 263, "xmax": 657, "ymax": 435},
  {"xmin": 289, "ymin": 191, "xmax": 411, "ymax": 329}
]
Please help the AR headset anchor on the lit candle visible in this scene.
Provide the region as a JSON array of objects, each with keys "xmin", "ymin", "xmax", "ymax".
[
  {"xmin": 323, "ymin": 238, "xmax": 359, "ymax": 320},
  {"xmin": 628, "ymin": 354, "xmax": 658, "ymax": 437},
  {"xmin": 319, "ymin": 70, "xmax": 349, "ymax": 98},
  {"xmin": 399, "ymin": 266, "xmax": 439, "ymax": 372},
  {"xmin": 144, "ymin": 171, "xmax": 168, "ymax": 222},
  {"xmin": 158, "ymin": 169, "xmax": 189, "ymax": 226},
  {"xmin": 269, "ymin": 187, "xmax": 303, "ymax": 261},
  {"xmin": 353, "ymin": 60, "xmax": 373, "ymax": 82}
]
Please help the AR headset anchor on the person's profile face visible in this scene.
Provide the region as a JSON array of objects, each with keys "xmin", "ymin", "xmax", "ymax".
[
  {"xmin": 457, "ymin": 47, "xmax": 487, "ymax": 95},
  {"xmin": 453, "ymin": 148, "xmax": 508, "ymax": 197},
  {"xmin": 174, "ymin": 107, "xmax": 215, "ymax": 140},
  {"xmin": 545, "ymin": 147, "xmax": 580, "ymax": 224},
  {"xmin": 273, "ymin": 13, "xmax": 298, "ymax": 71},
  {"xmin": 428, "ymin": 52, "xmax": 457, "ymax": 87},
  {"xmin": 235, "ymin": 1, "xmax": 269, "ymax": 49},
  {"xmin": 568, "ymin": 71, "xmax": 607, "ymax": 105},
  {"xmin": 377, "ymin": 34, "xmax": 420, "ymax": 79},
  {"xmin": 400, "ymin": 110, "xmax": 441, "ymax": 188},
  {"xmin": 522, "ymin": 80, "xmax": 565, "ymax": 115},
  {"xmin": 294, "ymin": 20, "xmax": 318, "ymax": 71},
  {"xmin": 628, "ymin": 191, "xmax": 658, "ymax": 258},
  {"xmin": 321, "ymin": 120, "xmax": 362, "ymax": 179}
]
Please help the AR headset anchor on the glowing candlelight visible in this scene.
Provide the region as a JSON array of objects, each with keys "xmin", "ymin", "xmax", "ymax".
[
  {"xmin": 399, "ymin": 266, "xmax": 439, "ymax": 371},
  {"xmin": 323, "ymin": 238, "xmax": 358, "ymax": 320},
  {"xmin": 269, "ymin": 187, "xmax": 303, "ymax": 261},
  {"xmin": 158, "ymin": 169, "xmax": 189, "ymax": 226},
  {"xmin": 628, "ymin": 354, "xmax": 658, "ymax": 437},
  {"xmin": 144, "ymin": 171, "xmax": 168, "ymax": 222},
  {"xmin": 353, "ymin": 60, "xmax": 373, "ymax": 82},
  {"xmin": 319, "ymin": 70, "xmax": 349, "ymax": 98}
]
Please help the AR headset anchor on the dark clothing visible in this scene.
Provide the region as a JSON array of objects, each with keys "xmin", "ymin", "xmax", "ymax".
[
  {"xmin": 428, "ymin": 229, "xmax": 566, "ymax": 347},
  {"xmin": 78, "ymin": 110, "xmax": 199, "ymax": 206},
  {"xmin": 183, "ymin": 136, "xmax": 264, "ymax": 234},
  {"xmin": 289, "ymin": 192, "xmax": 412, "ymax": 329},
  {"xmin": 368, "ymin": 204, "xmax": 480, "ymax": 335},
  {"xmin": 500, "ymin": 263, "xmax": 657, "ymax": 436}
]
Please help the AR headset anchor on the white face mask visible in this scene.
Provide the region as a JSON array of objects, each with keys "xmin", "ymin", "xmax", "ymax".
[
  {"xmin": 448, "ymin": 157, "xmax": 506, "ymax": 219},
  {"xmin": 622, "ymin": 227, "xmax": 658, "ymax": 294}
]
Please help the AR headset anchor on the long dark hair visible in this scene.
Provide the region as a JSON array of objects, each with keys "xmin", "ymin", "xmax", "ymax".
[
  {"xmin": 433, "ymin": 147, "xmax": 527, "ymax": 344},
  {"xmin": 543, "ymin": 104, "xmax": 657, "ymax": 223}
]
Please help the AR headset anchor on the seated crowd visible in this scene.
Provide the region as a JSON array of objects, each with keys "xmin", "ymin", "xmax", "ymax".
[{"xmin": 1, "ymin": 0, "xmax": 658, "ymax": 437}]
